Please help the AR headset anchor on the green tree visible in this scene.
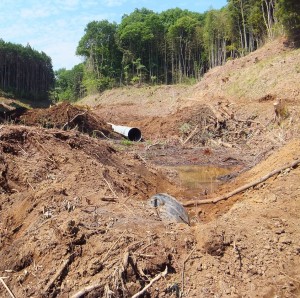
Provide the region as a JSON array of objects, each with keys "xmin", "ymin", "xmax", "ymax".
[
  {"xmin": 277, "ymin": 0, "xmax": 300, "ymax": 45},
  {"xmin": 66, "ymin": 3, "xmax": 294, "ymax": 99},
  {"xmin": 54, "ymin": 64, "xmax": 85, "ymax": 101},
  {"xmin": 227, "ymin": 0, "xmax": 251, "ymax": 55},
  {"xmin": 227, "ymin": 0, "xmax": 278, "ymax": 54},
  {"xmin": 203, "ymin": 8, "xmax": 231, "ymax": 68},
  {"xmin": 168, "ymin": 15, "xmax": 203, "ymax": 82},
  {"xmin": 160, "ymin": 8, "xmax": 205, "ymax": 83},
  {"xmin": 117, "ymin": 8, "xmax": 164, "ymax": 84},
  {"xmin": 0, "ymin": 39, "xmax": 54, "ymax": 101},
  {"xmin": 76, "ymin": 20, "xmax": 122, "ymax": 80}
]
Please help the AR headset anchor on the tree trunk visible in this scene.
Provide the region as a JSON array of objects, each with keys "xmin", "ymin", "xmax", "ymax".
[{"xmin": 240, "ymin": 0, "xmax": 248, "ymax": 52}]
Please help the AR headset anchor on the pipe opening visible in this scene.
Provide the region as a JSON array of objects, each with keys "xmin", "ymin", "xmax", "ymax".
[
  {"xmin": 128, "ymin": 128, "xmax": 142, "ymax": 142},
  {"xmin": 108, "ymin": 123, "xmax": 142, "ymax": 142}
]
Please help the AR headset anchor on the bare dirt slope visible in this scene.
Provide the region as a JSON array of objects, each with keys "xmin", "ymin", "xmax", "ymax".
[
  {"xmin": 82, "ymin": 37, "xmax": 300, "ymax": 156},
  {"xmin": 0, "ymin": 38, "xmax": 300, "ymax": 298}
]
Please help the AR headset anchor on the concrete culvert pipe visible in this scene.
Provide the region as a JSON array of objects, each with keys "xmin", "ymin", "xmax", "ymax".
[{"xmin": 109, "ymin": 123, "xmax": 142, "ymax": 142}]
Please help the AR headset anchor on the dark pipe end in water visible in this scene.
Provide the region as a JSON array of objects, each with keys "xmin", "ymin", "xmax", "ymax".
[{"xmin": 128, "ymin": 128, "xmax": 142, "ymax": 142}]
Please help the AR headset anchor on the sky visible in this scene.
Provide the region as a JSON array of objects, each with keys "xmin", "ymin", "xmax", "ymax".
[{"xmin": 0, "ymin": 0, "xmax": 227, "ymax": 70}]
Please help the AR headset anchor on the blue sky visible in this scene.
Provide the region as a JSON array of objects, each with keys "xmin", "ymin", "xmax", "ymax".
[{"xmin": 0, "ymin": 0, "xmax": 227, "ymax": 70}]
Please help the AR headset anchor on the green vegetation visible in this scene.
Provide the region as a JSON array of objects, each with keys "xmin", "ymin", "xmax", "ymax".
[
  {"xmin": 120, "ymin": 139, "xmax": 134, "ymax": 146},
  {"xmin": 57, "ymin": 1, "xmax": 300, "ymax": 102},
  {"xmin": 0, "ymin": 40, "xmax": 54, "ymax": 101},
  {"xmin": 53, "ymin": 64, "xmax": 85, "ymax": 102},
  {"xmin": 2, "ymin": 1, "xmax": 297, "ymax": 103},
  {"xmin": 277, "ymin": 0, "xmax": 300, "ymax": 45}
]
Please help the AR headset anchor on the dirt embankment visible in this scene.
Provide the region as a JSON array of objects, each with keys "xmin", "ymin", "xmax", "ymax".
[
  {"xmin": 0, "ymin": 124, "xmax": 181, "ymax": 297},
  {"xmin": 0, "ymin": 38, "xmax": 300, "ymax": 297}
]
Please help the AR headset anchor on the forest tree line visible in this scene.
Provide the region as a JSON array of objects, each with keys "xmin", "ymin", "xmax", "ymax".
[
  {"xmin": 0, "ymin": 40, "xmax": 54, "ymax": 101},
  {"xmin": 56, "ymin": 0, "xmax": 300, "ymax": 100},
  {"xmin": 0, "ymin": 0, "xmax": 299, "ymax": 102},
  {"xmin": 54, "ymin": 0, "xmax": 300, "ymax": 102}
]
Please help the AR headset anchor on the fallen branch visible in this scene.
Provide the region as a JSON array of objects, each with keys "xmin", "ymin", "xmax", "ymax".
[
  {"xmin": 132, "ymin": 253, "xmax": 155, "ymax": 258},
  {"xmin": 182, "ymin": 125, "xmax": 198, "ymax": 145},
  {"xmin": 104, "ymin": 284, "xmax": 114, "ymax": 298},
  {"xmin": 0, "ymin": 277, "xmax": 16, "ymax": 298},
  {"xmin": 103, "ymin": 178, "xmax": 118, "ymax": 198},
  {"xmin": 32, "ymin": 138, "xmax": 56, "ymax": 164},
  {"xmin": 183, "ymin": 158, "xmax": 300, "ymax": 207},
  {"xmin": 118, "ymin": 249, "xmax": 131, "ymax": 294},
  {"xmin": 43, "ymin": 254, "xmax": 74, "ymax": 295},
  {"xmin": 181, "ymin": 247, "xmax": 196, "ymax": 295},
  {"xmin": 280, "ymin": 271, "xmax": 300, "ymax": 284},
  {"xmin": 233, "ymin": 240, "xmax": 242, "ymax": 269},
  {"xmin": 210, "ymin": 139, "xmax": 234, "ymax": 148},
  {"xmin": 71, "ymin": 284, "xmax": 102, "ymax": 298},
  {"xmin": 145, "ymin": 140, "xmax": 162, "ymax": 150},
  {"xmin": 92, "ymin": 130, "xmax": 111, "ymax": 140},
  {"xmin": 17, "ymin": 144, "xmax": 29, "ymax": 155},
  {"xmin": 62, "ymin": 112, "xmax": 87, "ymax": 130},
  {"xmin": 27, "ymin": 179, "xmax": 35, "ymax": 190},
  {"xmin": 100, "ymin": 197, "xmax": 118, "ymax": 202},
  {"xmin": 12, "ymin": 223, "xmax": 23, "ymax": 234},
  {"xmin": 131, "ymin": 266, "xmax": 168, "ymax": 298},
  {"xmin": 235, "ymin": 118, "xmax": 261, "ymax": 124},
  {"xmin": 101, "ymin": 231, "xmax": 126, "ymax": 264},
  {"xmin": 135, "ymin": 154, "xmax": 147, "ymax": 165}
]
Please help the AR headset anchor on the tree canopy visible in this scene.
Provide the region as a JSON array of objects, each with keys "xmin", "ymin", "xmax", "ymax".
[
  {"xmin": 0, "ymin": 40, "xmax": 54, "ymax": 101},
  {"xmin": 54, "ymin": 1, "xmax": 300, "ymax": 101},
  {"xmin": 277, "ymin": 0, "xmax": 300, "ymax": 45}
]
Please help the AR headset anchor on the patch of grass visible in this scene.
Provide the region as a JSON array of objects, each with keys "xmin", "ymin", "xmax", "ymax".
[
  {"xmin": 179, "ymin": 122, "xmax": 191, "ymax": 134},
  {"xmin": 0, "ymin": 89, "xmax": 15, "ymax": 99},
  {"xmin": 120, "ymin": 139, "xmax": 134, "ymax": 146}
]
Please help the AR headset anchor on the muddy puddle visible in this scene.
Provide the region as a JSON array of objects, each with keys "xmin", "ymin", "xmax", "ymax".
[{"xmin": 169, "ymin": 165, "xmax": 234, "ymax": 199}]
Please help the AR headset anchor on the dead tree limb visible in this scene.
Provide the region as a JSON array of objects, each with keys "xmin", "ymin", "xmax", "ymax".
[
  {"xmin": 0, "ymin": 277, "xmax": 16, "ymax": 298},
  {"xmin": 103, "ymin": 178, "xmax": 118, "ymax": 198},
  {"xmin": 92, "ymin": 130, "xmax": 111, "ymax": 140},
  {"xmin": 101, "ymin": 231, "xmax": 126, "ymax": 264},
  {"xmin": 182, "ymin": 125, "xmax": 198, "ymax": 145},
  {"xmin": 100, "ymin": 197, "xmax": 118, "ymax": 202},
  {"xmin": 131, "ymin": 266, "xmax": 168, "ymax": 298},
  {"xmin": 235, "ymin": 118, "xmax": 261, "ymax": 124},
  {"xmin": 43, "ymin": 254, "xmax": 74, "ymax": 295},
  {"xmin": 62, "ymin": 112, "xmax": 87, "ymax": 130},
  {"xmin": 183, "ymin": 158, "xmax": 300, "ymax": 207},
  {"xmin": 181, "ymin": 247, "xmax": 196, "ymax": 295},
  {"xmin": 71, "ymin": 284, "xmax": 103, "ymax": 298}
]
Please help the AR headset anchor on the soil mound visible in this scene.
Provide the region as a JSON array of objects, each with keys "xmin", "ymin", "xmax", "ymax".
[
  {"xmin": 0, "ymin": 125, "xmax": 187, "ymax": 297},
  {"xmin": 19, "ymin": 102, "xmax": 115, "ymax": 138}
]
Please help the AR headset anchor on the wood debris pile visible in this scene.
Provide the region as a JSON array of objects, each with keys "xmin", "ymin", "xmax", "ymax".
[{"xmin": 180, "ymin": 102, "xmax": 262, "ymax": 146}]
